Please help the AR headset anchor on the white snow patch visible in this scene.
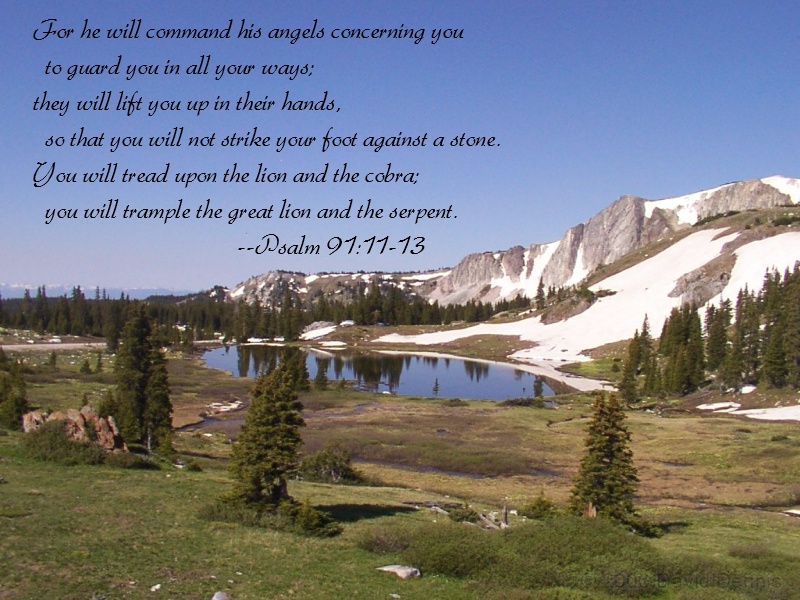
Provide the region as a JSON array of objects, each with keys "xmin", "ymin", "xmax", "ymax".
[
  {"xmin": 402, "ymin": 271, "xmax": 450, "ymax": 281},
  {"xmin": 304, "ymin": 275, "xmax": 319, "ymax": 284},
  {"xmin": 300, "ymin": 325, "xmax": 336, "ymax": 340},
  {"xmin": 489, "ymin": 241, "xmax": 560, "ymax": 300},
  {"xmin": 762, "ymin": 176, "xmax": 800, "ymax": 204},
  {"xmin": 731, "ymin": 405, "xmax": 800, "ymax": 421},
  {"xmin": 697, "ymin": 402, "xmax": 741, "ymax": 411},
  {"xmin": 527, "ymin": 241, "xmax": 559, "ymax": 287},
  {"xmin": 230, "ymin": 286, "xmax": 245, "ymax": 298},
  {"xmin": 377, "ymin": 229, "xmax": 739, "ymax": 366},
  {"xmin": 564, "ymin": 243, "xmax": 588, "ymax": 287},
  {"xmin": 713, "ymin": 232, "xmax": 800, "ymax": 303},
  {"xmin": 740, "ymin": 385, "xmax": 756, "ymax": 394},
  {"xmin": 644, "ymin": 184, "xmax": 731, "ymax": 224},
  {"xmin": 297, "ymin": 287, "xmax": 308, "ymax": 294}
]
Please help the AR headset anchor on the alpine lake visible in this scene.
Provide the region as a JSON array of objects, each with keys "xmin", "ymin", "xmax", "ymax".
[{"xmin": 202, "ymin": 344, "xmax": 555, "ymax": 401}]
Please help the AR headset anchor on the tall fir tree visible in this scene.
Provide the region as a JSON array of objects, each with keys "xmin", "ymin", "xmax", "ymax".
[
  {"xmin": 705, "ymin": 301, "xmax": 731, "ymax": 374},
  {"xmin": 0, "ymin": 361, "xmax": 29, "ymax": 430},
  {"xmin": 228, "ymin": 362, "xmax": 306, "ymax": 504},
  {"xmin": 113, "ymin": 305, "xmax": 173, "ymax": 452},
  {"xmin": 569, "ymin": 393, "xmax": 640, "ymax": 526},
  {"xmin": 143, "ymin": 346, "xmax": 173, "ymax": 451},
  {"xmin": 618, "ymin": 344, "xmax": 639, "ymax": 404},
  {"xmin": 536, "ymin": 278, "xmax": 546, "ymax": 310},
  {"xmin": 785, "ymin": 266, "xmax": 800, "ymax": 387}
]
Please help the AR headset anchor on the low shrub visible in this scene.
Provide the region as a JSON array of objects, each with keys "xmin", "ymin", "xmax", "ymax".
[
  {"xmin": 104, "ymin": 452, "xmax": 160, "ymax": 470},
  {"xmin": 518, "ymin": 493, "xmax": 558, "ymax": 519},
  {"xmin": 501, "ymin": 397, "xmax": 546, "ymax": 408},
  {"xmin": 290, "ymin": 498, "xmax": 343, "ymax": 537},
  {"xmin": 184, "ymin": 460, "xmax": 203, "ymax": 472},
  {"xmin": 441, "ymin": 398, "xmax": 468, "ymax": 407},
  {"xmin": 299, "ymin": 444, "xmax": 364, "ymax": 484},
  {"xmin": 447, "ymin": 504, "xmax": 480, "ymax": 523},
  {"xmin": 356, "ymin": 523, "xmax": 415, "ymax": 554},
  {"xmin": 198, "ymin": 496, "xmax": 341, "ymax": 537},
  {"xmin": 22, "ymin": 420, "xmax": 105, "ymax": 466},
  {"xmin": 400, "ymin": 522, "xmax": 498, "ymax": 578}
]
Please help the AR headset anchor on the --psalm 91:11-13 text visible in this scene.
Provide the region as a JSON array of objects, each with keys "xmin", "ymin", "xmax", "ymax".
[{"xmin": 238, "ymin": 235, "xmax": 425, "ymax": 255}]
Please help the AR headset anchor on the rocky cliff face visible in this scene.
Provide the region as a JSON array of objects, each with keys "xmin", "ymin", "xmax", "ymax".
[
  {"xmin": 426, "ymin": 176, "xmax": 798, "ymax": 304},
  {"xmin": 228, "ymin": 176, "xmax": 799, "ymax": 307}
]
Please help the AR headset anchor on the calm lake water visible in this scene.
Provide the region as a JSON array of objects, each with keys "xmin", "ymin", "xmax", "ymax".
[{"xmin": 202, "ymin": 346, "xmax": 554, "ymax": 401}]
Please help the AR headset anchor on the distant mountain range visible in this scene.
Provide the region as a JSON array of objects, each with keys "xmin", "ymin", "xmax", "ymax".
[
  {"xmin": 226, "ymin": 175, "xmax": 800, "ymax": 308},
  {"xmin": 0, "ymin": 284, "xmax": 195, "ymax": 300}
]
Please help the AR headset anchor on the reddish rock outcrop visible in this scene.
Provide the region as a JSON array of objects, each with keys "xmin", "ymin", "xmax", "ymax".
[{"xmin": 22, "ymin": 406, "xmax": 127, "ymax": 452}]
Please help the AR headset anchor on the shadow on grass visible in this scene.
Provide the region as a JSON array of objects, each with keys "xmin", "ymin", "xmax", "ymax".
[
  {"xmin": 180, "ymin": 450, "xmax": 219, "ymax": 460},
  {"xmin": 316, "ymin": 503, "xmax": 418, "ymax": 523},
  {"xmin": 656, "ymin": 520, "xmax": 691, "ymax": 534}
]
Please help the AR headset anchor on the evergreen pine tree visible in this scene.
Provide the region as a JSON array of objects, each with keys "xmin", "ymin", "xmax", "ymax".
[
  {"xmin": 536, "ymin": 278, "xmax": 546, "ymax": 310},
  {"xmin": 619, "ymin": 331, "xmax": 640, "ymax": 403},
  {"xmin": 229, "ymin": 362, "xmax": 306, "ymax": 504},
  {"xmin": 785, "ymin": 266, "xmax": 800, "ymax": 387},
  {"xmin": 638, "ymin": 316, "xmax": 654, "ymax": 374},
  {"xmin": 721, "ymin": 332, "xmax": 745, "ymax": 389},
  {"xmin": 569, "ymin": 394, "xmax": 640, "ymax": 526},
  {"xmin": 762, "ymin": 322, "xmax": 787, "ymax": 387},
  {"xmin": 113, "ymin": 305, "xmax": 173, "ymax": 451},
  {"xmin": 619, "ymin": 355, "xmax": 638, "ymax": 404},
  {"xmin": 735, "ymin": 289, "xmax": 761, "ymax": 384},
  {"xmin": 0, "ymin": 362, "xmax": 29, "ymax": 430},
  {"xmin": 705, "ymin": 301, "xmax": 731, "ymax": 374},
  {"xmin": 143, "ymin": 346, "xmax": 173, "ymax": 452}
]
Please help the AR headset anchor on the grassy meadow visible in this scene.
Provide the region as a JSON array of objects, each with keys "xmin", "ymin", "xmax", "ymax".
[{"xmin": 2, "ymin": 345, "xmax": 800, "ymax": 598}]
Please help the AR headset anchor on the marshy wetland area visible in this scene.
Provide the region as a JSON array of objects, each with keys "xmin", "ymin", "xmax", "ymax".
[{"xmin": 3, "ymin": 336, "xmax": 800, "ymax": 599}]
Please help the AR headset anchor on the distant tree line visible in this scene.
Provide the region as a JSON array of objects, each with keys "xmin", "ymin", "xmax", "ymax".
[
  {"xmin": 0, "ymin": 280, "xmax": 534, "ymax": 346},
  {"xmin": 620, "ymin": 264, "xmax": 800, "ymax": 402}
]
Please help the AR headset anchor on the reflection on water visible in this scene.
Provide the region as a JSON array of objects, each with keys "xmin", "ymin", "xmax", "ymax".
[{"xmin": 203, "ymin": 346, "xmax": 553, "ymax": 401}]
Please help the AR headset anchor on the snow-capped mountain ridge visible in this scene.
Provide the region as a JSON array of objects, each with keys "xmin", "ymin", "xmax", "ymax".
[
  {"xmin": 427, "ymin": 176, "xmax": 798, "ymax": 305},
  {"xmin": 227, "ymin": 176, "xmax": 799, "ymax": 308}
]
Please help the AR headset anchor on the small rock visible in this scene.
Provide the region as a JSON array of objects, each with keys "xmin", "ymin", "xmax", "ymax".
[
  {"xmin": 212, "ymin": 592, "xmax": 230, "ymax": 600},
  {"xmin": 150, "ymin": 584, "xmax": 161, "ymax": 592},
  {"xmin": 376, "ymin": 565, "xmax": 421, "ymax": 579}
]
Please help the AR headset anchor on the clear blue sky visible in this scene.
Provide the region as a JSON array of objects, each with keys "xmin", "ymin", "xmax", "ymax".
[{"xmin": 2, "ymin": 1, "xmax": 799, "ymax": 292}]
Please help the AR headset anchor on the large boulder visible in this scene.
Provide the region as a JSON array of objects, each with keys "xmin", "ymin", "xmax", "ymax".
[{"xmin": 22, "ymin": 406, "xmax": 127, "ymax": 452}]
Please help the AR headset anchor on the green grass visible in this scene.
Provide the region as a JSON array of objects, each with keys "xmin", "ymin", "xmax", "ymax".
[
  {"xmin": 7, "ymin": 346, "xmax": 800, "ymax": 598},
  {"xmin": 5, "ymin": 426, "xmax": 800, "ymax": 599},
  {"xmin": 0, "ymin": 432, "xmax": 479, "ymax": 599}
]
